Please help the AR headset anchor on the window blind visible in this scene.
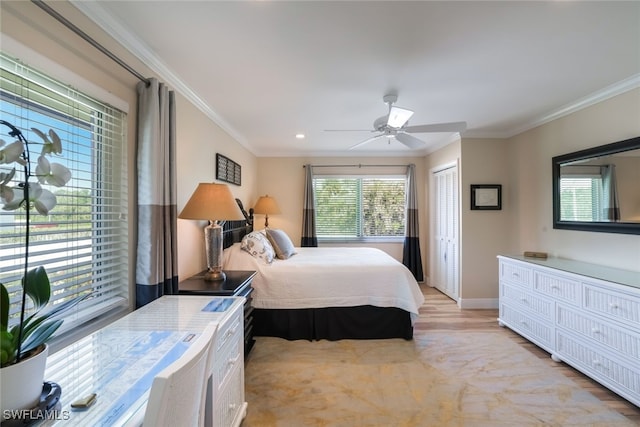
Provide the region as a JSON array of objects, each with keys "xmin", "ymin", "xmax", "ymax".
[
  {"xmin": 559, "ymin": 176, "xmax": 603, "ymax": 221},
  {"xmin": 313, "ymin": 176, "xmax": 405, "ymax": 241},
  {"xmin": 0, "ymin": 53, "xmax": 129, "ymax": 333}
]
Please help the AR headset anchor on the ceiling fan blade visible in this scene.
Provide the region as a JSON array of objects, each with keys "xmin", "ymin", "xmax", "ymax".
[
  {"xmin": 395, "ymin": 132, "xmax": 426, "ymax": 149},
  {"xmin": 403, "ymin": 121, "xmax": 467, "ymax": 133},
  {"xmin": 387, "ymin": 106, "xmax": 414, "ymax": 128},
  {"xmin": 348, "ymin": 134, "xmax": 384, "ymax": 150},
  {"xmin": 324, "ymin": 129, "xmax": 374, "ymax": 132}
]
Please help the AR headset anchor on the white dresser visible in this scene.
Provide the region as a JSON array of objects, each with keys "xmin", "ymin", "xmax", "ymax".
[{"xmin": 497, "ymin": 255, "xmax": 640, "ymax": 407}]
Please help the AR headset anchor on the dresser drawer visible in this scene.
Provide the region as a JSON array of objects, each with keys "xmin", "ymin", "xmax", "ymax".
[
  {"xmin": 556, "ymin": 332, "xmax": 640, "ymax": 405},
  {"xmin": 214, "ymin": 363, "xmax": 244, "ymax": 427},
  {"xmin": 500, "ymin": 303, "xmax": 554, "ymax": 350},
  {"xmin": 213, "ymin": 330, "xmax": 242, "ymax": 390},
  {"xmin": 584, "ymin": 284, "xmax": 640, "ymax": 329},
  {"xmin": 556, "ymin": 304, "xmax": 640, "ymax": 363},
  {"xmin": 534, "ymin": 272, "xmax": 581, "ymax": 306},
  {"xmin": 500, "ymin": 261, "xmax": 533, "ymax": 288},
  {"xmin": 216, "ymin": 310, "xmax": 243, "ymax": 353},
  {"xmin": 501, "ymin": 282, "xmax": 553, "ymax": 320}
]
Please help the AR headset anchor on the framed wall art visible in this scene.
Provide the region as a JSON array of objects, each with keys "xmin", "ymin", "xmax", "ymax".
[
  {"xmin": 216, "ymin": 153, "xmax": 241, "ymax": 186},
  {"xmin": 471, "ymin": 184, "xmax": 502, "ymax": 210}
]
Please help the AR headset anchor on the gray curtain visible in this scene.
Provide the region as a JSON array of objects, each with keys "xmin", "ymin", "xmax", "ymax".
[
  {"xmin": 135, "ymin": 78, "xmax": 178, "ymax": 308},
  {"xmin": 601, "ymin": 164, "xmax": 621, "ymax": 221},
  {"xmin": 301, "ymin": 164, "xmax": 317, "ymax": 247},
  {"xmin": 402, "ymin": 164, "xmax": 424, "ymax": 281}
]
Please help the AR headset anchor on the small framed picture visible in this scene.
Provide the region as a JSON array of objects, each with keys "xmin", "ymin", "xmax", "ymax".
[{"xmin": 471, "ymin": 184, "xmax": 502, "ymax": 210}]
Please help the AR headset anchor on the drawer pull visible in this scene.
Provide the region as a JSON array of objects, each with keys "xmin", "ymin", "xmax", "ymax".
[
  {"xmin": 512, "ymin": 272, "xmax": 520, "ymax": 278},
  {"xmin": 591, "ymin": 328, "xmax": 601, "ymax": 334},
  {"xmin": 609, "ymin": 303, "xmax": 619, "ymax": 309},
  {"xmin": 228, "ymin": 354, "xmax": 240, "ymax": 366},
  {"xmin": 520, "ymin": 297, "xmax": 527, "ymax": 303},
  {"xmin": 551, "ymin": 285, "xmax": 559, "ymax": 290},
  {"xmin": 593, "ymin": 360, "xmax": 601, "ymax": 367}
]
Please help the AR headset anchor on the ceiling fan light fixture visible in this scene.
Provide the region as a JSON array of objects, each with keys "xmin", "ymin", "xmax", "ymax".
[{"xmin": 387, "ymin": 106, "xmax": 413, "ymax": 128}]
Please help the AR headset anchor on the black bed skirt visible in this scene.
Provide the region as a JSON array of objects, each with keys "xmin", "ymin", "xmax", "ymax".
[{"xmin": 252, "ymin": 305, "xmax": 413, "ymax": 341}]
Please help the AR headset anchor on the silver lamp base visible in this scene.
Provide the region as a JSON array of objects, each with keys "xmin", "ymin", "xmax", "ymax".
[
  {"xmin": 203, "ymin": 268, "xmax": 226, "ymax": 282},
  {"xmin": 204, "ymin": 222, "xmax": 225, "ymax": 282}
]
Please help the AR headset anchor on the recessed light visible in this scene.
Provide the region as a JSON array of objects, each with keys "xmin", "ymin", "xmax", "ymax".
[{"xmin": 295, "ymin": 133, "xmax": 305, "ymax": 139}]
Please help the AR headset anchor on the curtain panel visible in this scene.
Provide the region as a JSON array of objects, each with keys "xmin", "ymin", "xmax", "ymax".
[
  {"xmin": 301, "ymin": 164, "xmax": 318, "ymax": 247},
  {"xmin": 601, "ymin": 164, "xmax": 621, "ymax": 221},
  {"xmin": 135, "ymin": 78, "xmax": 179, "ymax": 307},
  {"xmin": 402, "ymin": 164, "xmax": 424, "ymax": 281}
]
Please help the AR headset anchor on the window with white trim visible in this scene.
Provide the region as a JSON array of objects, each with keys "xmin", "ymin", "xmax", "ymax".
[
  {"xmin": 313, "ymin": 175, "xmax": 406, "ymax": 242},
  {"xmin": 0, "ymin": 53, "xmax": 129, "ymax": 334}
]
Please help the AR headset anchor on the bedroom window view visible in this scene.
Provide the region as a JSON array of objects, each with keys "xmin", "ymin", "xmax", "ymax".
[
  {"xmin": 313, "ymin": 176, "xmax": 406, "ymax": 241},
  {"xmin": 0, "ymin": 53, "xmax": 129, "ymax": 334},
  {"xmin": 559, "ymin": 175, "xmax": 603, "ymax": 221}
]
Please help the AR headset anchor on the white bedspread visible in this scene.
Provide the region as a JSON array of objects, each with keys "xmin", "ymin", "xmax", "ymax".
[{"xmin": 223, "ymin": 244, "xmax": 425, "ymax": 324}]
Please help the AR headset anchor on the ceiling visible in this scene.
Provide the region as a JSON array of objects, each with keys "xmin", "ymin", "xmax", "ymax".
[{"xmin": 72, "ymin": 1, "xmax": 640, "ymax": 157}]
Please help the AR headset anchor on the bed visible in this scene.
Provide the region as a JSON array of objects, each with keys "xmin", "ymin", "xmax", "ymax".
[{"xmin": 221, "ymin": 208, "xmax": 424, "ymax": 341}]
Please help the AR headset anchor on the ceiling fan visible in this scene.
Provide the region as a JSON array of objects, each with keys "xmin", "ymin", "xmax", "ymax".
[{"xmin": 325, "ymin": 94, "xmax": 467, "ymax": 150}]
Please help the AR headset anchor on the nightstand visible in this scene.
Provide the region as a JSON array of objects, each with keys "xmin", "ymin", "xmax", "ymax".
[{"xmin": 179, "ymin": 270, "xmax": 257, "ymax": 357}]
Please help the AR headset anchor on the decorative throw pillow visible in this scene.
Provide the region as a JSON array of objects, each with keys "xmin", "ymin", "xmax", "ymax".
[
  {"xmin": 266, "ymin": 228, "xmax": 296, "ymax": 260},
  {"xmin": 241, "ymin": 231, "xmax": 275, "ymax": 264}
]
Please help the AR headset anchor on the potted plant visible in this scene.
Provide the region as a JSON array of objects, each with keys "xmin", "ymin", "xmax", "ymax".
[{"xmin": 0, "ymin": 120, "xmax": 87, "ymax": 415}]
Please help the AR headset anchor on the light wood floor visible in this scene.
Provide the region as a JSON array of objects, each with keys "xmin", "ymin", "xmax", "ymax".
[{"xmin": 417, "ymin": 286, "xmax": 640, "ymax": 424}]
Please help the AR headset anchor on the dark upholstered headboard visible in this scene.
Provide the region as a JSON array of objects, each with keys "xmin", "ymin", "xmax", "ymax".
[{"xmin": 222, "ymin": 199, "xmax": 254, "ymax": 249}]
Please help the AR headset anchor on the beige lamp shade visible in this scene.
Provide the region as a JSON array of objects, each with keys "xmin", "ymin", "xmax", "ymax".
[
  {"xmin": 179, "ymin": 183, "xmax": 244, "ymax": 221},
  {"xmin": 254, "ymin": 195, "xmax": 281, "ymax": 228},
  {"xmin": 253, "ymin": 195, "xmax": 281, "ymax": 215}
]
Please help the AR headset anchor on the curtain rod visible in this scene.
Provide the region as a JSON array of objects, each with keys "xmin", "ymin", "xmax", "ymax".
[
  {"xmin": 304, "ymin": 164, "xmax": 412, "ymax": 168},
  {"xmin": 31, "ymin": 0, "xmax": 149, "ymax": 84}
]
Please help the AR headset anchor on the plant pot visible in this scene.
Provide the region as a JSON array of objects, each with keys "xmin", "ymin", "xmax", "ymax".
[{"xmin": 0, "ymin": 344, "xmax": 48, "ymax": 416}]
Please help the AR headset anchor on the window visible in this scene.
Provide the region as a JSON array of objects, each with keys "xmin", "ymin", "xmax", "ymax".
[
  {"xmin": 0, "ymin": 53, "xmax": 129, "ymax": 334},
  {"xmin": 313, "ymin": 176, "xmax": 406, "ymax": 241},
  {"xmin": 559, "ymin": 175, "xmax": 604, "ymax": 221}
]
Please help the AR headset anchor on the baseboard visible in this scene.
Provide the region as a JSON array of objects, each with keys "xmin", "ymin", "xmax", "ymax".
[{"xmin": 458, "ymin": 298, "xmax": 499, "ymax": 309}]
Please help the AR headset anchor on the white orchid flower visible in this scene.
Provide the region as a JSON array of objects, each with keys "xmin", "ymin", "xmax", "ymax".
[
  {"xmin": 32, "ymin": 128, "xmax": 63, "ymax": 155},
  {"xmin": 36, "ymin": 156, "xmax": 71, "ymax": 187},
  {"xmin": 0, "ymin": 139, "xmax": 25, "ymax": 165},
  {"xmin": 2, "ymin": 182, "xmax": 57, "ymax": 215},
  {"xmin": 0, "ymin": 168, "xmax": 16, "ymax": 203}
]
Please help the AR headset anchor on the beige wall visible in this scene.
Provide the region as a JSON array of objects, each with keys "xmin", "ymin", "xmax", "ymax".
[
  {"xmin": 509, "ymin": 89, "xmax": 640, "ymax": 270},
  {"xmin": 1, "ymin": 1, "xmax": 258, "ymax": 296},
  {"xmin": 256, "ymin": 156, "xmax": 427, "ymax": 266},
  {"xmin": 459, "ymin": 139, "xmax": 511, "ymax": 301}
]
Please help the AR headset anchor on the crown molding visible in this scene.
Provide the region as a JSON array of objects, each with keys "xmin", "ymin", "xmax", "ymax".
[
  {"xmin": 70, "ymin": 1, "xmax": 252, "ymax": 153},
  {"xmin": 505, "ymin": 73, "xmax": 640, "ymax": 138}
]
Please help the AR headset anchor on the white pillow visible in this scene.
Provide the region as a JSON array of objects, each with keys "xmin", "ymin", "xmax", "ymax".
[
  {"xmin": 265, "ymin": 228, "xmax": 296, "ymax": 260},
  {"xmin": 240, "ymin": 231, "xmax": 275, "ymax": 264}
]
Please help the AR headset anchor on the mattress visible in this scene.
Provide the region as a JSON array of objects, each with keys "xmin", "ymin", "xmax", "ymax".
[{"xmin": 223, "ymin": 243, "xmax": 425, "ymax": 324}]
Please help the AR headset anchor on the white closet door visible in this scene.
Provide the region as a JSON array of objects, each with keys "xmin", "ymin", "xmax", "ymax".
[{"xmin": 432, "ymin": 165, "xmax": 459, "ymax": 301}]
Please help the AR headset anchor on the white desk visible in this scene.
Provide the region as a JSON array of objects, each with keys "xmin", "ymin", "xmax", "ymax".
[{"xmin": 41, "ymin": 296, "xmax": 246, "ymax": 426}]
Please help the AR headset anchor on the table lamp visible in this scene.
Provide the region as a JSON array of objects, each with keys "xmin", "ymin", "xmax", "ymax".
[
  {"xmin": 253, "ymin": 195, "xmax": 281, "ymax": 228},
  {"xmin": 179, "ymin": 183, "xmax": 244, "ymax": 281}
]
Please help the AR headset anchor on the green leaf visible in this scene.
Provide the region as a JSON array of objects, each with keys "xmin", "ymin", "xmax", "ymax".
[
  {"xmin": 23, "ymin": 266, "xmax": 50, "ymax": 313},
  {"xmin": 1, "ymin": 284, "xmax": 8, "ymax": 331},
  {"xmin": 20, "ymin": 319, "xmax": 62, "ymax": 355}
]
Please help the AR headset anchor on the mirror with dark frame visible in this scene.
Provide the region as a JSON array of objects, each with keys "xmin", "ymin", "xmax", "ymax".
[{"xmin": 552, "ymin": 136, "xmax": 640, "ymax": 235}]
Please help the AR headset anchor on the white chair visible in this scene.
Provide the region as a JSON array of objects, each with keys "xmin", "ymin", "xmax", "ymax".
[{"xmin": 142, "ymin": 322, "xmax": 218, "ymax": 427}]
